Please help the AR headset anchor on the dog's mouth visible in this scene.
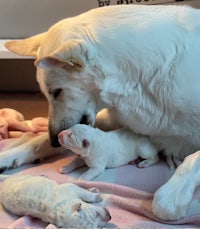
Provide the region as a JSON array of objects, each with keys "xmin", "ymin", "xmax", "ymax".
[
  {"xmin": 50, "ymin": 134, "xmax": 61, "ymax": 148},
  {"xmin": 50, "ymin": 114, "xmax": 93, "ymax": 148}
]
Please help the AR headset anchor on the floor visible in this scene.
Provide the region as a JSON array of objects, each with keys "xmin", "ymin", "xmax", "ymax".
[{"xmin": 0, "ymin": 92, "xmax": 48, "ymax": 120}]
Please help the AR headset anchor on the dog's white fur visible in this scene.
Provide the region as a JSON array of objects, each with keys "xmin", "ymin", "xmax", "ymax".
[
  {"xmin": 58, "ymin": 124, "xmax": 159, "ymax": 180},
  {"xmin": 4, "ymin": 4, "xmax": 200, "ymax": 221},
  {"xmin": 0, "ymin": 175, "xmax": 110, "ymax": 228}
]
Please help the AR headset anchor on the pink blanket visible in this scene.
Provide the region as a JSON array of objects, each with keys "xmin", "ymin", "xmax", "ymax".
[{"xmin": 0, "ymin": 108, "xmax": 200, "ymax": 228}]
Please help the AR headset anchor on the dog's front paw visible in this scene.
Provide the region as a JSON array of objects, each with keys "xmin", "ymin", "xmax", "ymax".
[
  {"xmin": 152, "ymin": 153, "xmax": 200, "ymax": 221},
  {"xmin": 0, "ymin": 153, "xmax": 19, "ymax": 173},
  {"xmin": 152, "ymin": 179, "xmax": 193, "ymax": 220}
]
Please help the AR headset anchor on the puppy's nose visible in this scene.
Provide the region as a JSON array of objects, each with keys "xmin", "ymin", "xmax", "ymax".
[
  {"xmin": 57, "ymin": 131, "xmax": 65, "ymax": 139},
  {"xmin": 97, "ymin": 208, "xmax": 111, "ymax": 222},
  {"xmin": 58, "ymin": 130, "xmax": 72, "ymax": 139},
  {"xmin": 58, "ymin": 130, "xmax": 73, "ymax": 145}
]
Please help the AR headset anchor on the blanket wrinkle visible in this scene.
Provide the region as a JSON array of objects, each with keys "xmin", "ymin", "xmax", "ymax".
[
  {"xmin": 0, "ymin": 116, "xmax": 9, "ymax": 140},
  {"xmin": 7, "ymin": 215, "xmax": 47, "ymax": 228},
  {"xmin": 1, "ymin": 152, "xmax": 200, "ymax": 228},
  {"xmin": 73, "ymin": 180, "xmax": 200, "ymax": 226},
  {"xmin": 0, "ymin": 108, "xmax": 200, "ymax": 227}
]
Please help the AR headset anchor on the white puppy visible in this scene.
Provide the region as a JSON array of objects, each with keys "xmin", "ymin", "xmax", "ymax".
[
  {"xmin": 58, "ymin": 124, "xmax": 159, "ymax": 180},
  {"xmin": 4, "ymin": 4, "xmax": 200, "ymax": 221},
  {"xmin": 0, "ymin": 175, "xmax": 110, "ymax": 228}
]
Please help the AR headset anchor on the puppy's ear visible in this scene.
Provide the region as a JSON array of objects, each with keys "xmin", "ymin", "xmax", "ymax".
[
  {"xmin": 35, "ymin": 40, "xmax": 87, "ymax": 71},
  {"xmin": 5, "ymin": 33, "xmax": 45, "ymax": 57}
]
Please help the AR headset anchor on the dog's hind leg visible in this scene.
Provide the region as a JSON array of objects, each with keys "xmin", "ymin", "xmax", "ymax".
[{"xmin": 0, "ymin": 133, "xmax": 64, "ymax": 172}]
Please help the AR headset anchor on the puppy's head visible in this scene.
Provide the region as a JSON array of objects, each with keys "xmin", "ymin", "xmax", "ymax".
[
  {"xmin": 5, "ymin": 26, "xmax": 107, "ymax": 147},
  {"xmin": 57, "ymin": 198, "xmax": 110, "ymax": 228},
  {"xmin": 58, "ymin": 124, "xmax": 101, "ymax": 158},
  {"xmin": 53, "ymin": 183, "xmax": 111, "ymax": 227}
]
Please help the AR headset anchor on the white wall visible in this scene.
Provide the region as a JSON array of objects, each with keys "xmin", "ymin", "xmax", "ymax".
[{"xmin": 0, "ymin": 0, "xmax": 199, "ymax": 39}]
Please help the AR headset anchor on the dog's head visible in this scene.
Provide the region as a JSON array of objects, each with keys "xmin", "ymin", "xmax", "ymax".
[{"xmin": 5, "ymin": 29, "xmax": 108, "ymax": 147}]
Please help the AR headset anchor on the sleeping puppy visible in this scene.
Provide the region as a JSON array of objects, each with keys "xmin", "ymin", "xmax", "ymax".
[
  {"xmin": 58, "ymin": 124, "xmax": 159, "ymax": 180},
  {"xmin": 0, "ymin": 175, "xmax": 110, "ymax": 228}
]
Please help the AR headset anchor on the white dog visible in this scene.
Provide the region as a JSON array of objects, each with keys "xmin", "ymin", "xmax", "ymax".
[
  {"xmin": 4, "ymin": 4, "xmax": 200, "ymax": 221},
  {"xmin": 0, "ymin": 175, "xmax": 110, "ymax": 228},
  {"xmin": 58, "ymin": 124, "xmax": 159, "ymax": 180}
]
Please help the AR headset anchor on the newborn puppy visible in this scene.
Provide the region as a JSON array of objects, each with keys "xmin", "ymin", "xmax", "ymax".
[
  {"xmin": 0, "ymin": 175, "xmax": 110, "ymax": 228},
  {"xmin": 58, "ymin": 124, "xmax": 159, "ymax": 180}
]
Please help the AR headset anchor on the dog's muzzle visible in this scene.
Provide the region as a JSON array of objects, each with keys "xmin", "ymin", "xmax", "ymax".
[
  {"xmin": 80, "ymin": 114, "xmax": 93, "ymax": 125},
  {"xmin": 50, "ymin": 134, "xmax": 61, "ymax": 148}
]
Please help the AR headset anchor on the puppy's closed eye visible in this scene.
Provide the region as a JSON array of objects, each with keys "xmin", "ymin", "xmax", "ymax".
[{"xmin": 82, "ymin": 139, "xmax": 89, "ymax": 148}]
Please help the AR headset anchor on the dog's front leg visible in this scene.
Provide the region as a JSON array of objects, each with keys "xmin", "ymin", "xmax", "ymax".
[
  {"xmin": 152, "ymin": 150, "xmax": 200, "ymax": 220},
  {"xmin": 0, "ymin": 133, "xmax": 64, "ymax": 172}
]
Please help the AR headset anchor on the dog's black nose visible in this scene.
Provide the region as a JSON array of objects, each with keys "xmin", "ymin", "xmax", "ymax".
[
  {"xmin": 50, "ymin": 135, "xmax": 61, "ymax": 148},
  {"xmin": 80, "ymin": 114, "xmax": 91, "ymax": 125}
]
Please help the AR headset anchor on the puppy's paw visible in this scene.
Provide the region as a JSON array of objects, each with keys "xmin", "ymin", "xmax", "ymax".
[
  {"xmin": 92, "ymin": 193, "xmax": 103, "ymax": 203},
  {"xmin": 137, "ymin": 158, "xmax": 157, "ymax": 168},
  {"xmin": 60, "ymin": 165, "xmax": 71, "ymax": 174},
  {"xmin": 137, "ymin": 159, "xmax": 152, "ymax": 168},
  {"xmin": 88, "ymin": 187, "xmax": 101, "ymax": 194},
  {"xmin": 88, "ymin": 187, "xmax": 102, "ymax": 203},
  {"xmin": 166, "ymin": 154, "xmax": 182, "ymax": 170},
  {"xmin": 78, "ymin": 171, "xmax": 96, "ymax": 181}
]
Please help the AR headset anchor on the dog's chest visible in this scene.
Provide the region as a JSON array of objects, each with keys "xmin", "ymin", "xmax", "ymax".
[
  {"xmin": 113, "ymin": 93, "xmax": 170, "ymax": 135},
  {"xmin": 113, "ymin": 92, "xmax": 200, "ymax": 156}
]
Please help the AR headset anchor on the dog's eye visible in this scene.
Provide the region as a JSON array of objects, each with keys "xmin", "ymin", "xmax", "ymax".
[{"xmin": 53, "ymin": 88, "xmax": 62, "ymax": 99}]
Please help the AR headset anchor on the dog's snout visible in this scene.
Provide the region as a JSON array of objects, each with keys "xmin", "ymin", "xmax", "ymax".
[
  {"xmin": 50, "ymin": 134, "xmax": 61, "ymax": 148},
  {"xmin": 80, "ymin": 114, "xmax": 91, "ymax": 125}
]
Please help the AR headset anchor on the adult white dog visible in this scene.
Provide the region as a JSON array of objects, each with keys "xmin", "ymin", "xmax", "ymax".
[{"xmin": 3, "ymin": 4, "xmax": 200, "ymax": 221}]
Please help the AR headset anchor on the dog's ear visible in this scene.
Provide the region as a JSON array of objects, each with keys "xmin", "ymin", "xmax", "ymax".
[
  {"xmin": 35, "ymin": 40, "xmax": 87, "ymax": 71},
  {"xmin": 5, "ymin": 33, "xmax": 45, "ymax": 57}
]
